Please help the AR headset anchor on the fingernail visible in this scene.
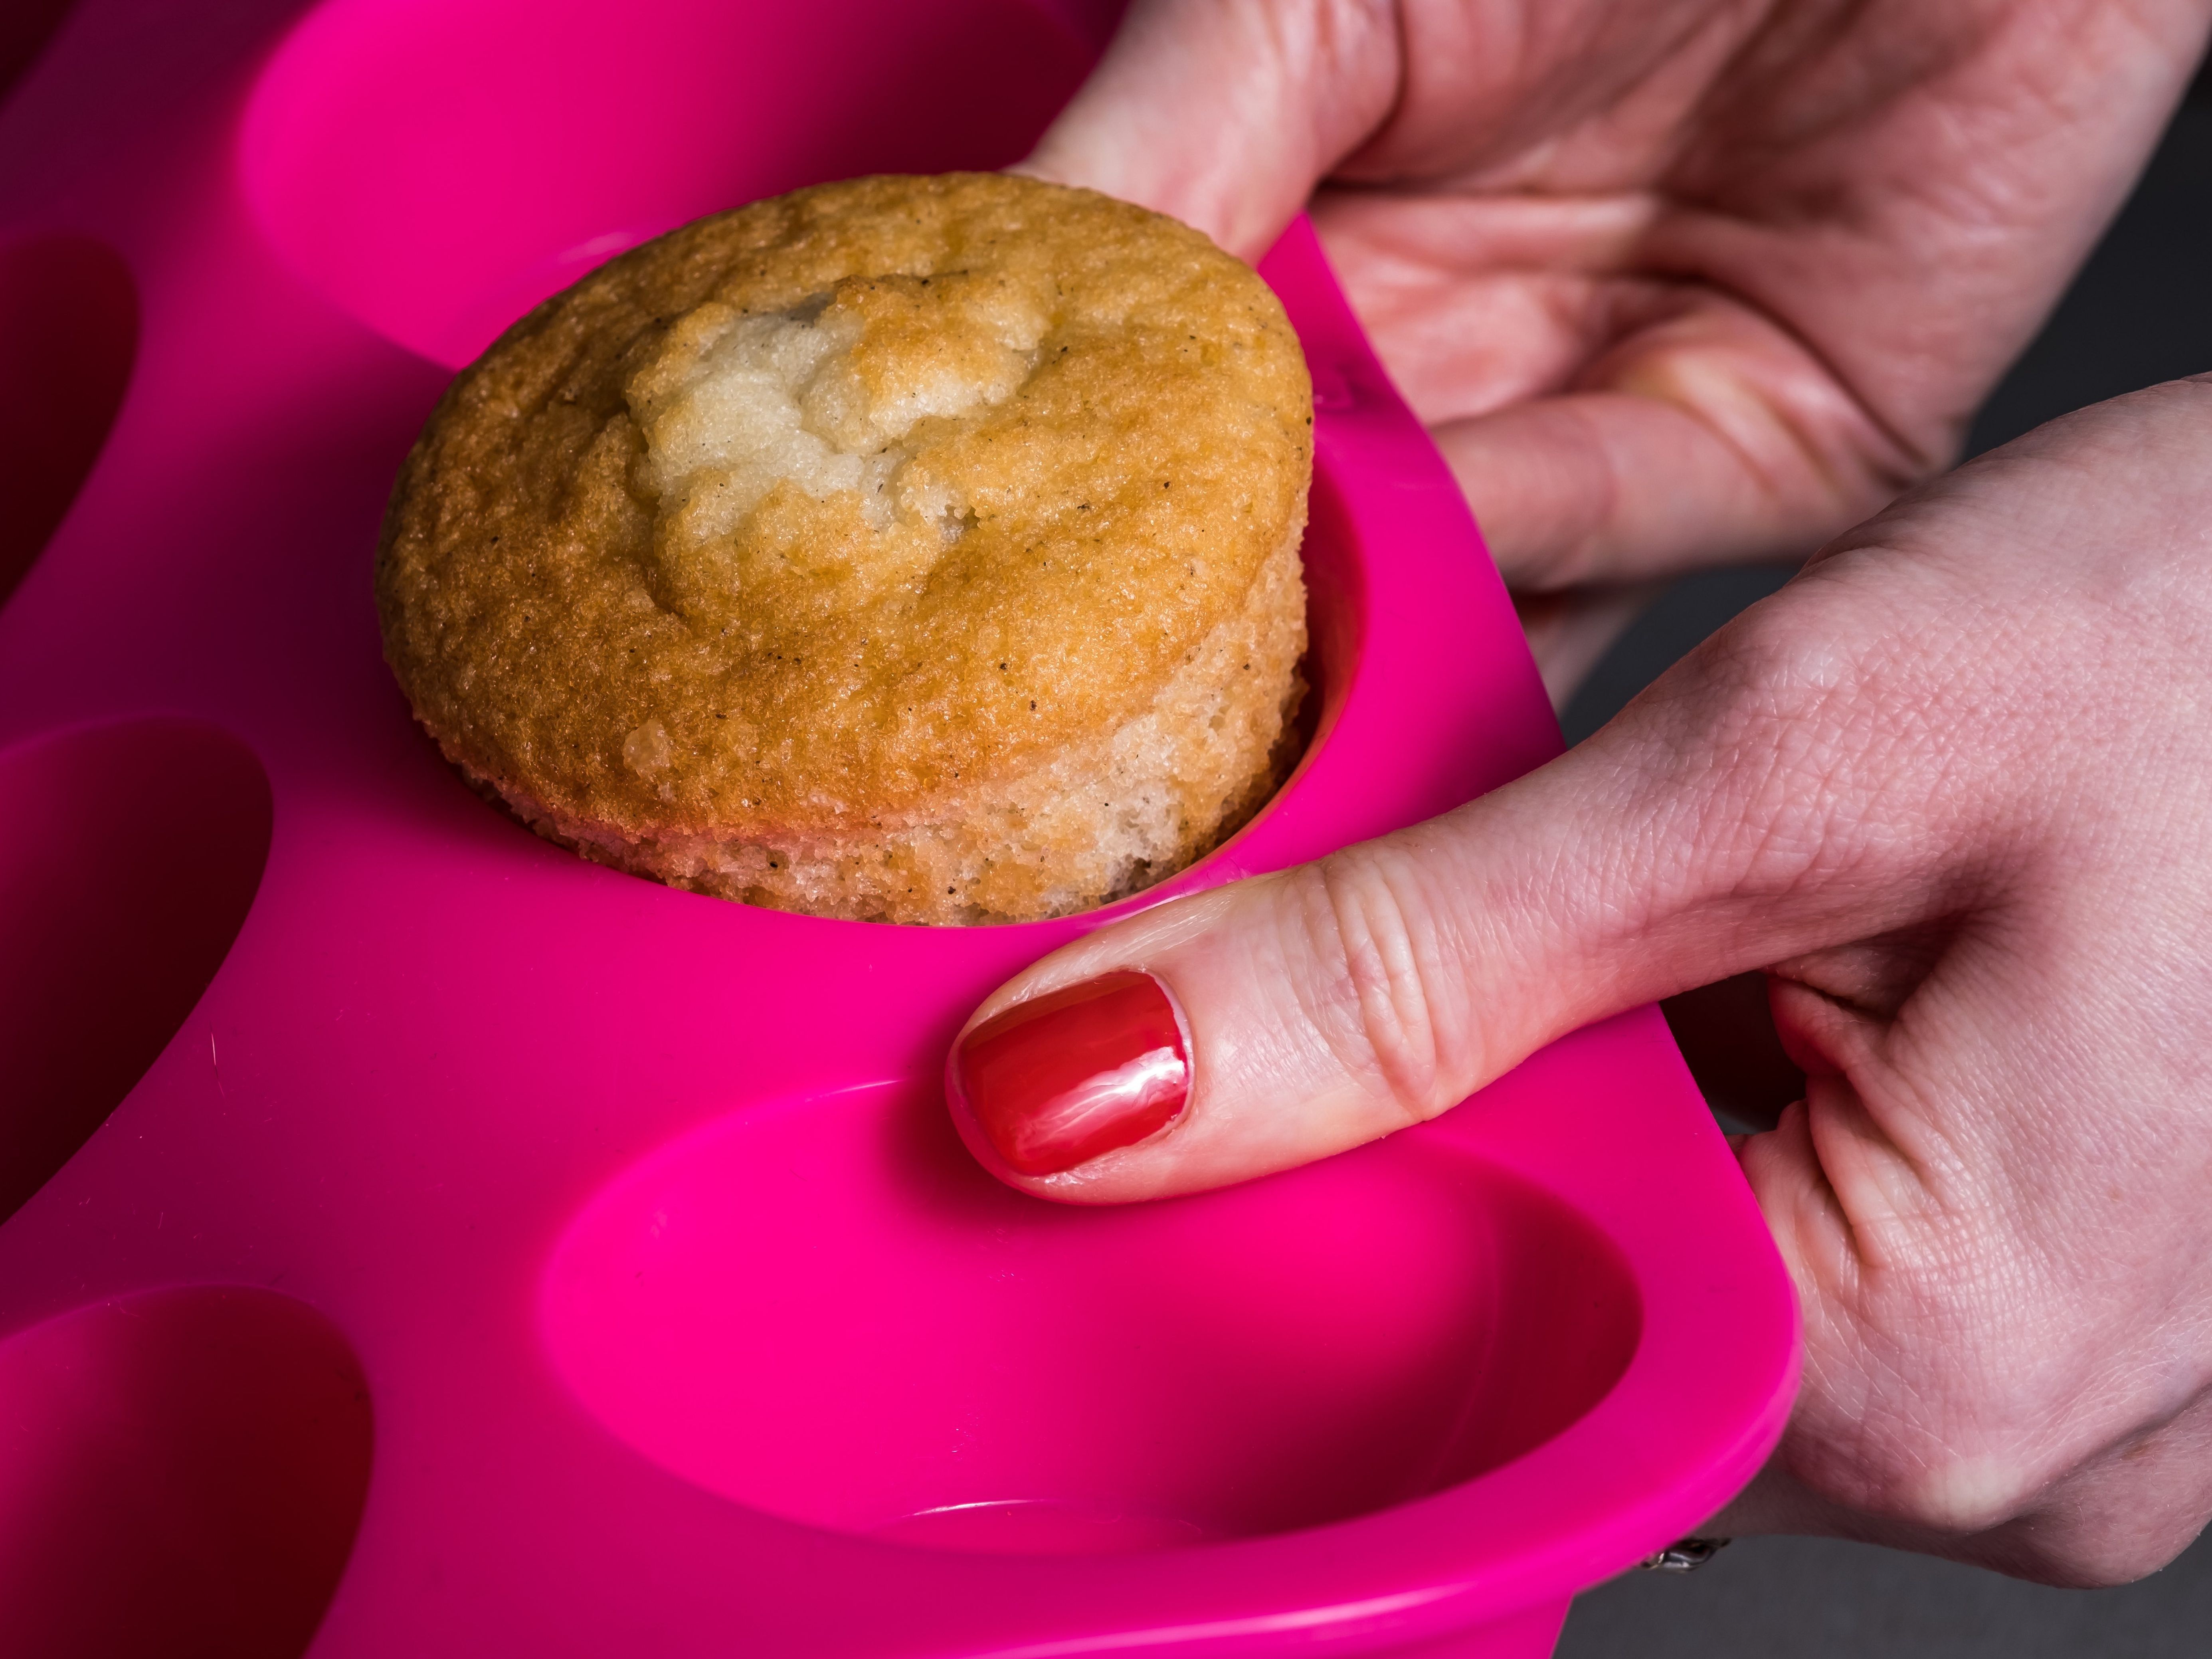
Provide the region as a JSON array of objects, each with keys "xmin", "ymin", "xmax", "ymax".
[{"xmin": 948, "ymin": 971, "xmax": 1190, "ymax": 1176}]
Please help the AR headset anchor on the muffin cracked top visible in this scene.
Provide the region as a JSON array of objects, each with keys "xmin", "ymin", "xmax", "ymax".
[{"xmin": 378, "ymin": 172, "xmax": 1312, "ymax": 923}]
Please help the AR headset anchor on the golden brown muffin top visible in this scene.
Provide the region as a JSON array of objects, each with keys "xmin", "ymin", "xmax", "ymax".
[{"xmin": 376, "ymin": 174, "xmax": 1312, "ymax": 838}]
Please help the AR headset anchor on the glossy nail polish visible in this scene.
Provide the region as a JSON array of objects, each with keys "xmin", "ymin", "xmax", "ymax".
[{"xmin": 948, "ymin": 971, "xmax": 1190, "ymax": 1176}]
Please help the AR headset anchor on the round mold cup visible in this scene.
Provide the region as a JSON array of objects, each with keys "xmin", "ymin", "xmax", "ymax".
[
  {"xmin": 534, "ymin": 449, "xmax": 1428, "ymax": 1560},
  {"xmin": 0, "ymin": 1287, "xmax": 372, "ymax": 1659},
  {"xmin": 0, "ymin": 235, "xmax": 138, "ymax": 611},
  {"xmin": 543, "ymin": 1081, "xmax": 1640, "ymax": 1556},
  {"xmin": 0, "ymin": 719, "xmax": 272, "ymax": 1224},
  {"xmin": 239, "ymin": 0, "xmax": 1114, "ymax": 368}
]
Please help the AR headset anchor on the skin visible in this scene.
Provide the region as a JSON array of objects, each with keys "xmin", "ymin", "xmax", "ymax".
[
  {"xmin": 1021, "ymin": 0, "xmax": 2207, "ymax": 694},
  {"xmin": 971, "ymin": 0, "xmax": 2212, "ymax": 1585}
]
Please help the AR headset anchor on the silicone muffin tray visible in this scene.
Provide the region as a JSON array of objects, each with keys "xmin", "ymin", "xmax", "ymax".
[{"xmin": 0, "ymin": 1, "xmax": 1798, "ymax": 1655}]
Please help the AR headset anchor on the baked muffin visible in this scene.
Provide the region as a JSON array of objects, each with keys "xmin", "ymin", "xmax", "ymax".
[{"xmin": 376, "ymin": 173, "xmax": 1310, "ymax": 924}]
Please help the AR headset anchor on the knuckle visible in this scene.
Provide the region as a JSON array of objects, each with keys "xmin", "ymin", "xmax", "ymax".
[
  {"xmin": 1654, "ymin": 575, "xmax": 1913, "ymax": 908},
  {"xmin": 1793, "ymin": 1434, "xmax": 2044, "ymax": 1548},
  {"xmin": 1790, "ymin": 1341, "xmax": 2212, "ymax": 1584},
  {"xmin": 1897, "ymin": 1449, "xmax": 2045, "ymax": 1539},
  {"xmin": 1284, "ymin": 846, "xmax": 1463, "ymax": 1123}
]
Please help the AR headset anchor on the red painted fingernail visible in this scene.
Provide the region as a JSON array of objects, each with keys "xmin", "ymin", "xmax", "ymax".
[{"xmin": 948, "ymin": 971, "xmax": 1190, "ymax": 1176}]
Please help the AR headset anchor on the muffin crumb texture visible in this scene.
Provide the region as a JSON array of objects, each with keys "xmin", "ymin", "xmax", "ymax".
[{"xmin": 377, "ymin": 173, "xmax": 1310, "ymax": 924}]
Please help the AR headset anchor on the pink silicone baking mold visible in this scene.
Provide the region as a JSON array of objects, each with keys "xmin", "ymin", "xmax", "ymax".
[{"xmin": 0, "ymin": 1, "xmax": 1798, "ymax": 1655}]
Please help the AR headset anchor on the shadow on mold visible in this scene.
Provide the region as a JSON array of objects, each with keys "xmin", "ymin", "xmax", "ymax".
[
  {"xmin": 543, "ymin": 1079, "xmax": 1640, "ymax": 1554},
  {"xmin": 0, "ymin": 719, "xmax": 271, "ymax": 1224},
  {"xmin": 0, "ymin": 236, "xmax": 138, "ymax": 612},
  {"xmin": 0, "ymin": 1287, "xmax": 372, "ymax": 1659},
  {"xmin": 240, "ymin": 0, "xmax": 1119, "ymax": 367},
  {"xmin": 0, "ymin": 0, "xmax": 74, "ymax": 107}
]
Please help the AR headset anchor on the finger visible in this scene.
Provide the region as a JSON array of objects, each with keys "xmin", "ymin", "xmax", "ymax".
[
  {"xmin": 1383, "ymin": 271, "xmax": 1936, "ymax": 588},
  {"xmin": 1297, "ymin": 189, "xmax": 1942, "ymax": 588},
  {"xmin": 946, "ymin": 561, "xmax": 1948, "ymax": 1202},
  {"xmin": 1324, "ymin": 237, "xmax": 1933, "ymax": 588},
  {"xmin": 1011, "ymin": 0, "xmax": 1403, "ymax": 258},
  {"xmin": 1434, "ymin": 382, "xmax": 1911, "ymax": 591}
]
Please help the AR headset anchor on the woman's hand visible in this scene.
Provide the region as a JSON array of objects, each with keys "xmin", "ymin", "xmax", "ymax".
[
  {"xmin": 1019, "ymin": 0, "xmax": 2207, "ymax": 691},
  {"xmin": 949, "ymin": 381, "xmax": 2212, "ymax": 1583}
]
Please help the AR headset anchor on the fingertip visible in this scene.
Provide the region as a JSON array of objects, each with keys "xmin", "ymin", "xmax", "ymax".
[
  {"xmin": 1008, "ymin": 0, "xmax": 1401, "ymax": 260},
  {"xmin": 945, "ymin": 969, "xmax": 1193, "ymax": 1182}
]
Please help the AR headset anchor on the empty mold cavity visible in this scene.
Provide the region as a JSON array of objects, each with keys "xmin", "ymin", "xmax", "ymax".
[
  {"xmin": 0, "ymin": 1287, "xmax": 372, "ymax": 1659},
  {"xmin": 0, "ymin": 719, "xmax": 271, "ymax": 1223},
  {"xmin": 0, "ymin": 236, "xmax": 138, "ymax": 609},
  {"xmin": 543, "ymin": 1081, "xmax": 1638, "ymax": 1555},
  {"xmin": 241, "ymin": 0, "xmax": 1102, "ymax": 367}
]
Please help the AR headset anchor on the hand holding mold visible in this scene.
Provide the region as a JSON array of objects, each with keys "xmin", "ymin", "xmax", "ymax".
[
  {"xmin": 968, "ymin": 0, "xmax": 2212, "ymax": 1589},
  {"xmin": 1019, "ymin": 0, "xmax": 2210, "ymax": 694}
]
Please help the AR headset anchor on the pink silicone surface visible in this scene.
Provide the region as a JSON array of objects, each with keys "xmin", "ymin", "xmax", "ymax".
[{"xmin": 0, "ymin": 2, "xmax": 1799, "ymax": 1655}]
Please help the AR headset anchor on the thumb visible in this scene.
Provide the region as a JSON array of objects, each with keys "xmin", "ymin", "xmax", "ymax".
[
  {"xmin": 946, "ymin": 565, "xmax": 1941, "ymax": 1202},
  {"xmin": 1014, "ymin": 0, "xmax": 1403, "ymax": 259}
]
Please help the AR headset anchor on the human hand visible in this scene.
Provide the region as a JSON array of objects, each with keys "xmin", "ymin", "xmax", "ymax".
[
  {"xmin": 946, "ymin": 378, "xmax": 2212, "ymax": 1582},
  {"xmin": 1019, "ymin": 0, "xmax": 2208, "ymax": 693}
]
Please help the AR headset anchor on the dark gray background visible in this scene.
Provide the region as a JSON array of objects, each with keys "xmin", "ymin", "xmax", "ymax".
[{"xmin": 1553, "ymin": 65, "xmax": 2212, "ymax": 1659}]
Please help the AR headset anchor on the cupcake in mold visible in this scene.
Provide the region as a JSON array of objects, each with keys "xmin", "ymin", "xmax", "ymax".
[{"xmin": 378, "ymin": 174, "xmax": 1311, "ymax": 923}]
